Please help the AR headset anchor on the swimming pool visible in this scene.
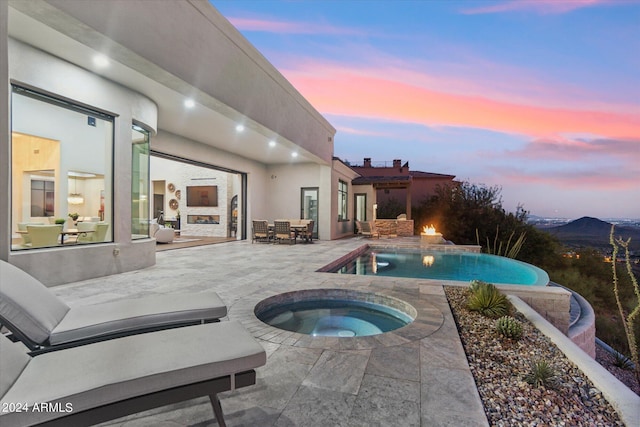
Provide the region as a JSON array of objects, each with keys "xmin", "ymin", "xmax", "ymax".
[{"xmin": 333, "ymin": 248, "xmax": 549, "ymax": 286}]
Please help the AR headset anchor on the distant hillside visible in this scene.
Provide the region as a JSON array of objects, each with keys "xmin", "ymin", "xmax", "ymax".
[{"xmin": 546, "ymin": 217, "xmax": 640, "ymax": 252}]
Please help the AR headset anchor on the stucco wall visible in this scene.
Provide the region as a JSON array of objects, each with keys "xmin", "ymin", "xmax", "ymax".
[
  {"xmin": 38, "ymin": 0, "xmax": 335, "ymax": 163},
  {"xmin": 4, "ymin": 38, "xmax": 158, "ymax": 286}
]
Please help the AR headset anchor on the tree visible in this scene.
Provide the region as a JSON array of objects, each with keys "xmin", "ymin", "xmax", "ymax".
[{"xmin": 411, "ymin": 181, "xmax": 559, "ymax": 266}]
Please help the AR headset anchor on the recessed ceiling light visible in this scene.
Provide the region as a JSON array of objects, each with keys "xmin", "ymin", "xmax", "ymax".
[
  {"xmin": 269, "ymin": 140, "xmax": 276, "ymax": 147},
  {"xmin": 236, "ymin": 124, "xmax": 245, "ymax": 132},
  {"xmin": 184, "ymin": 99, "xmax": 195, "ymax": 108},
  {"xmin": 291, "ymin": 152, "xmax": 298, "ymax": 158},
  {"xmin": 93, "ymin": 55, "xmax": 109, "ymax": 67}
]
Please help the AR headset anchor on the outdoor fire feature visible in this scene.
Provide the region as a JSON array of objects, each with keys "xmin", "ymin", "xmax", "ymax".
[{"xmin": 421, "ymin": 225, "xmax": 445, "ymax": 244}]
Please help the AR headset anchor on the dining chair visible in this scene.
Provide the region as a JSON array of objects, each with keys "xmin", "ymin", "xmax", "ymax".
[
  {"xmin": 26, "ymin": 225, "xmax": 63, "ymax": 248},
  {"xmin": 274, "ymin": 220, "xmax": 296, "ymax": 244}
]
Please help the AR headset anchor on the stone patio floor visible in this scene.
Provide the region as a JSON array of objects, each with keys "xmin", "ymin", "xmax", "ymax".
[{"xmin": 53, "ymin": 237, "xmax": 489, "ymax": 426}]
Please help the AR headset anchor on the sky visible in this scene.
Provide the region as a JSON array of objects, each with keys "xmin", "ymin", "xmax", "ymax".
[{"xmin": 213, "ymin": 0, "xmax": 640, "ymax": 220}]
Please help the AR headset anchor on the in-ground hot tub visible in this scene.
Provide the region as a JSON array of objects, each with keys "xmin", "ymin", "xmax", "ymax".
[{"xmin": 254, "ymin": 289, "xmax": 416, "ymax": 337}]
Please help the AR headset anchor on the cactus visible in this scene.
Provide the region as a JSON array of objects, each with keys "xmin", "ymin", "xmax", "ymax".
[{"xmin": 495, "ymin": 316, "xmax": 523, "ymax": 340}]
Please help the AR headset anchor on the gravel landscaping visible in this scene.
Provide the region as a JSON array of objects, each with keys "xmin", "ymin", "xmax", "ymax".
[{"xmin": 445, "ymin": 286, "xmax": 625, "ymax": 426}]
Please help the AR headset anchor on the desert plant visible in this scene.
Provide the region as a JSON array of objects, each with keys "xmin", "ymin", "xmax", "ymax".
[
  {"xmin": 477, "ymin": 226, "xmax": 526, "ymax": 259},
  {"xmin": 495, "ymin": 316, "xmax": 523, "ymax": 340},
  {"xmin": 524, "ymin": 359, "xmax": 558, "ymax": 388},
  {"xmin": 469, "ymin": 279, "xmax": 487, "ymax": 293},
  {"xmin": 609, "ymin": 225, "xmax": 640, "ymax": 385},
  {"xmin": 467, "ymin": 281, "xmax": 510, "ymax": 318},
  {"xmin": 611, "ymin": 349, "xmax": 634, "ymax": 371}
]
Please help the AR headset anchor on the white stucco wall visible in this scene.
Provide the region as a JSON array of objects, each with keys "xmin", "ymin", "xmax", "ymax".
[
  {"xmin": 38, "ymin": 0, "xmax": 335, "ymax": 164},
  {"xmin": 5, "ymin": 38, "xmax": 158, "ymax": 286}
]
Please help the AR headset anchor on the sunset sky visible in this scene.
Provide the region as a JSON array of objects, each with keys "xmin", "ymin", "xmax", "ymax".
[{"xmin": 214, "ymin": 0, "xmax": 640, "ymax": 220}]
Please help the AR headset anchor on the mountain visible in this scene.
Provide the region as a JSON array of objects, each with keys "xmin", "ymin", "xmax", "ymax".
[{"xmin": 546, "ymin": 217, "xmax": 640, "ymax": 252}]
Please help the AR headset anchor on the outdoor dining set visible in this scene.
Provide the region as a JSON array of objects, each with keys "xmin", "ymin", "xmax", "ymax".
[{"xmin": 251, "ymin": 219, "xmax": 314, "ymax": 244}]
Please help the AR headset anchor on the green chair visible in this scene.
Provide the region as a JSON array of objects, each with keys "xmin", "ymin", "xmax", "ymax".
[
  {"xmin": 26, "ymin": 225, "xmax": 62, "ymax": 248},
  {"xmin": 78, "ymin": 222, "xmax": 109, "ymax": 243},
  {"xmin": 17, "ymin": 222, "xmax": 44, "ymax": 246}
]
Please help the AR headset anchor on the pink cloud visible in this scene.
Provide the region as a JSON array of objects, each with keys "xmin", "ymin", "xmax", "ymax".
[
  {"xmin": 461, "ymin": 0, "xmax": 612, "ymax": 15},
  {"xmin": 506, "ymin": 137, "xmax": 640, "ymax": 161},
  {"xmin": 494, "ymin": 167, "xmax": 638, "ymax": 190},
  {"xmin": 227, "ymin": 17, "xmax": 364, "ymax": 35},
  {"xmin": 281, "ymin": 64, "xmax": 640, "ymax": 139}
]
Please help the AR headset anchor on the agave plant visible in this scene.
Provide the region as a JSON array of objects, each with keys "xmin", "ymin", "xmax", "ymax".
[
  {"xmin": 524, "ymin": 359, "xmax": 558, "ymax": 389},
  {"xmin": 467, "ymin": 281, "xmax": 510, "ymax": 318}
]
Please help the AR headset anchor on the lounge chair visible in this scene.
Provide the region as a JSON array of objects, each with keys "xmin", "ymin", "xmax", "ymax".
[
  {"xmin": 356, "ymin": 221, "xmax": 380, "ymax": 239},
  {"xmin": 0, "ymin": 321, "xmax": 266, "ymax": 426},
  {"xmin": 0, "ymin": 260, "xmax": 227, "ymax": 354}
]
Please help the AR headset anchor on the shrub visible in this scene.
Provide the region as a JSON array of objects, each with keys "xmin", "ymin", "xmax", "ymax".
[
  {"xmin": 495, "ymin": 316, "xmax": 523, "ymax": 340},
  {"xmin": 524, "ymin": 359, "xmax": 558, "ymax": 389},
  {"xmin": 467, "ymin": 281, "xmax": 510, "ymax": 318}
]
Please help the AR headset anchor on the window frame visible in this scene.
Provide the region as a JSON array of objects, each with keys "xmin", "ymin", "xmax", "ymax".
[{"xmin": 337, "ymin": 179, "xmax": 348, "ymax": 221}]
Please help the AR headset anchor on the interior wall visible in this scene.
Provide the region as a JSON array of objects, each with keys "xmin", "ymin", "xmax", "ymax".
[
  {"xmin": 150, "ymin": 155, "xmax": 239, "ymax": 238},
  {"xmin": 152, "ymin": 130, "xmax": 270, "ymax": 237}
]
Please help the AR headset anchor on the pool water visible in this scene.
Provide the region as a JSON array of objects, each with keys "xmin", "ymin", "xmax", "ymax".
[
  {"xmin": 334, "ymin": 249, "xmax": 549, "ymax": 286},
  {"xmin": 257, "ymin": 299, "xmax": 413, "ymax": 337}
]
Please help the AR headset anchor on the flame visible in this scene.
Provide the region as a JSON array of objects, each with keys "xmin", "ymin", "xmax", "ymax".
[{"xmin": 423, "ymin": 224, "xmax": 437, "ymax": 235}]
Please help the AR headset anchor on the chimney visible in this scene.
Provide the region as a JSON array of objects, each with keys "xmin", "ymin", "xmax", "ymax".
[
  {"xmin": 364, "ymin": 158, "xmax": 372, "ymax": 168},
  {"xmin": 393, "ymin": 159, "xmax": 401, "ymax": 168}
]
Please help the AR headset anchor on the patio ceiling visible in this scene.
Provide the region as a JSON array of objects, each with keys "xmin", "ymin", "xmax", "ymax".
[{"xmin": 8, "ymin": 5, "xmax": 320, "ymax": 166}]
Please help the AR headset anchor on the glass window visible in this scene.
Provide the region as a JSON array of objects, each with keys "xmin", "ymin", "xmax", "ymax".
[
  {"xmin": 338, "ymin": 179, "xmax": 348, "ymax": 221},
  {"xmin": 132, "ymin": 125, "xmax": 150, "ymax": 239},
  {"xmin": 11, "ymin": 85, "xmax": 114, "ymax": 250}
]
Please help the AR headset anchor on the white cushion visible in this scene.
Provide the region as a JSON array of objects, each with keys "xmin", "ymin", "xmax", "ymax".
[
  {"xmin": 0, "ymin": 322, "xmax": 266, "ymax": 425},
  {"xmin": 0, "ymin": 261, "xmax": 70, "ymax": 345},
  {"xmin": 50, "ymin": 292, "xmax": 228, "ymax": 345}
]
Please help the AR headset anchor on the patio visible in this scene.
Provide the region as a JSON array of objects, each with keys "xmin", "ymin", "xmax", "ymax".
[{"xmin": 51, "ymin": 238, "xmax": 488, "ymax": 426}]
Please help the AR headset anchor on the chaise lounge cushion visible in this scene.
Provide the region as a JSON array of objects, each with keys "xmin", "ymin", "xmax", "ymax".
[
  {"xmin": 0, "ymin": 260, "xmax": 227, "ymax": 350},
  {"xmin": 50, "ymin": 293, "xmax": 228, "ymax": 345},
  {"xmin": 0, "ymin": 261, "xmax": 71, "ymax": 345},
  {"xmin": 0, "ymin": 321, "xmax": 267, "ymax": 426}
]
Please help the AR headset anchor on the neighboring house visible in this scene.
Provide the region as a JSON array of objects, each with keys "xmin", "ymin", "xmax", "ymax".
[
  {"xmin": 349, "ymin": 158, "xmax": 457, "ymax": 219},
  {"xmin": 0, "ymin": 1, "xmax": 359, "ymax": 285}
]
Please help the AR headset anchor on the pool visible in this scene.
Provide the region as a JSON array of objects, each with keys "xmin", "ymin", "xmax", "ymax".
[
  {"xmin": 332, "ymin": 248, "xmax": 549, "ymax": 286},
  {"xmin": 255, "ymin": 289, "xmax": 415, "ymax": 337}
]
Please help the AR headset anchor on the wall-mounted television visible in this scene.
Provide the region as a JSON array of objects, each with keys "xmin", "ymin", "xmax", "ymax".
[{"xmin": 186, "ymin": 185, "xmax": 218, "ymax": 207}]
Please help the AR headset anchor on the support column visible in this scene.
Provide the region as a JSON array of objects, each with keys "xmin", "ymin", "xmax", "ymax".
[{"xmin": 405, "ymin": 183, "xmax": 412, "ymax": 220}]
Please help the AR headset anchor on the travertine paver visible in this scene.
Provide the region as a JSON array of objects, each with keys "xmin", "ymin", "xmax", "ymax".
[{"xmin": 48, "ymin": 238, "xmax": 489, "ymax": 426}]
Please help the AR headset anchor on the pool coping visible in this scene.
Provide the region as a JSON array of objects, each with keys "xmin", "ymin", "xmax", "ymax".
[
  {"xmin": 230, "ymin": 286, "xmax": 445, "ymax": 350},
  {"xmin": 319, "ymin": 243, "xmax": 550, "ymax": 286}
]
